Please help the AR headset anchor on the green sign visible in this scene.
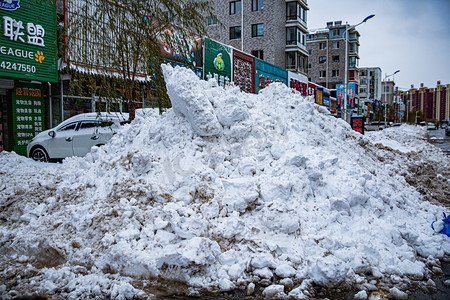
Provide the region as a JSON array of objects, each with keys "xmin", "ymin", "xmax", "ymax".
[
  {"xmin": 203, "ymin": 38, "xmax": 231, "ymax": 87},
  {"xmin": 11, "ymin": 81, "xmax": 44, "ymax": 156},
  {"xmin": 0, "ymin": 0, "xmax": 58, "ymax": 82}
]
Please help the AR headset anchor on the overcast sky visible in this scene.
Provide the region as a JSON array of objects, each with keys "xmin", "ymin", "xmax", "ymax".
[{"xmin": 307, "ymin": 0, "xmax": 450, "ymax": 90}]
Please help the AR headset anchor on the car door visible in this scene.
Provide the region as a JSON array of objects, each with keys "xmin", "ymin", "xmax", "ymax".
[
  {"xmin": 72, "ymin": 120, "xmax": 100, "ymax": 157},
  {"xmin": 46, "ymin": 122, "xmax": 78, "ymax": 159}
]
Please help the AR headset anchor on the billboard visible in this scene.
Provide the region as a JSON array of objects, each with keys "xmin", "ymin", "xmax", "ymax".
[
  {"xmin": 0, "ymin": 0, "xmax": 58, "ymax": 82},
  {"xmin": 351, "ymin": 116, "xmax": 365, "ymax": 134},
  {"xmin": 255, "ymin": 57, "xmax": 287, "ymax": 93},
  {"xmin": 288, "ymin": 71, "xmax": 307, "ymax": 96},
  {"xmin": 203, "ymin": 37, "xmax": 231, "ymax": 88},
  {"xmin": 233, "ymin": 49, "xmax": 255, "ymax": 93}
]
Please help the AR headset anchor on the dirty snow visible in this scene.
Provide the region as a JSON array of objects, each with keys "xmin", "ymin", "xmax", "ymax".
[{"xmin": 0, "ymin": 64, "xmax": 449, "ymax": 299}]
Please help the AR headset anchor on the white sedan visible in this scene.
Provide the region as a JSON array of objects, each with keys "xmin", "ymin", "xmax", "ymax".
[{"xmin": 27, "ymin": 112, "xmax": 129, "ymax": 162}]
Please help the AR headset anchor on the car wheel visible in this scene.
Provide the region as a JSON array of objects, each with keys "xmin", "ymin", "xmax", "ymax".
[{"xmin": 30, "ymin": 147, "xmax": 49, "ymax": 162}]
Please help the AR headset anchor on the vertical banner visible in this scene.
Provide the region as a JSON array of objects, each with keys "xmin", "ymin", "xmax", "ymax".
[
  {"xmin": 203, "ymin": 38, "xmax": 232, "ymax": 88},
  {"xmin": 337, "ymin": 83, "xmax": 356, "ymax": 109},
  {"xmin": 255, "ymin": 58, "xmax": 287, "ymax": 94},
  {"xmin": 322, "ymin": 90, "xmax": 330, "ymax": 110},
  {"xmin": 337, "ymin": 84, "xmax": 344, "ymax": 108},
  {"xmin": 348, "ymin": 82, "xmax": 356, "ymax": 108},
  {"xmin": 233, "ymin": 49, "xmax": 255, "ymax": 94},
  {"xmin": 316, "ymin": 87, "xmax": 323, "ymax": 106},
  {"xmin": 0, "ymin": 0, "xmax": 58, "ymax": 82},
  {"xmin": 11, "ymin": 81, "xmax": 44, "ymax": 155}
]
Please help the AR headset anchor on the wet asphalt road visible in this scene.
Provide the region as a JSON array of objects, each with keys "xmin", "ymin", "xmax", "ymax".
[{"xmin": 427, "ymin": 128, "xmax": 450, "ymax": 155}]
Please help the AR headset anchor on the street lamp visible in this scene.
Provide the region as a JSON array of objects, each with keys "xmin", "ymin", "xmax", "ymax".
[
  {"xmin": 343, "ymin": 14, "xmax": 375, "ymax": 122},
  {"xmin": 383, "ymin": 69, "xmax": 400, "ymax": 125}
]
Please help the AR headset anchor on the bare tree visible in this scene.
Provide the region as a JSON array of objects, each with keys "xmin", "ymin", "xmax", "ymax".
[{"xmin": 64, "ymin": 0, "xmax": 214, "ymax": 120}]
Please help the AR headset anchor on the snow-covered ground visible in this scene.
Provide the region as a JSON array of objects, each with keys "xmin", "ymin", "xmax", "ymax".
[{"xmin": 1, "ymin": 65, "xmax": 449, "ymax": 299}]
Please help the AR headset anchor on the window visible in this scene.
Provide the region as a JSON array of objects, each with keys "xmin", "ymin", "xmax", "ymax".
[
  {"xmin": 286, "ymin": 2, "xmax": 296, "ymax": 20},
  {"xmin": 319, "ymin": 42, "xmax": 326, "ymax": 50},
  {"xmin": 319, "ymin": 56, "xmax": 326, "ymax": 64},
  {"xmin": 79, "ymin": 121, "xmax": 99, "ymax": 129},
  {"xmin": 207, "ymin": 16, "xmax": 217, "ymax": 26},
  {"xmin": 286, "ymin": 27, "xmax": 297, "ymax": 45},
  {"xmin": 349, "ymin": 56, "xmax": 357, "ymax": 68},
  {"xmin": 370, "ymin": 71, "xmax": 374, "ymax": 76},
  {"xmin": 308, "ymin": 50, "xmax": 312, "ymax": 55},
  {"xmin": 360, "ymin": 88, "xmax": 367, "ymax": 94},
  {"xmin": 230, "ymin": 26, "xmax": 241, "ymax": 39},
  {"xmin": 252, "ymin": 23, "xmax": 264, "ymax": 37},
  {"xmin": 251, "ymin": 50, "xmax": 264, "ymax": 59},
  {"xmin": 384, "ymin": 86, "xmax": 390, "ymax": 92},
  {"xmin": 230, "ymin": 1, "xmax": 241, "ymax": 15},
  {"xmin": 252, "ymin": 0, "xmax": 263, "ymax": 11},
  {"xmin": 332, "ymin": 41, "xmax": 339, "ymax": 49},
  {"xmin": 308, "ymin": 64, "xmax": 311, "ymax": 69},
  {"xmin": 286, "ymin": 52, "xmax": 296, "ymax": 69},
  {"xmin": 360, "ymin": 70, "xmax": 367, "ymax": 76},
  {"xmin": 332, "ymin": 55, "xmax": 339, "ymax": 63},
  {"xmin": 332, "ymin": 29, "xmax": 340, "ymax": 37},
  {"xmin": 319, "ymin": 71, "xmax": 326, "ymax": 78},
  {"xmin": 58, "ymin": 122, "xmax": 78, "ymax": 131},
  {"xmin": 332, "ymin": 70, "xmax": 339, "ymax": 77}
]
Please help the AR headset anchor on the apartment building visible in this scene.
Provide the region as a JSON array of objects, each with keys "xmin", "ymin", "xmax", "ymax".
[
  {"xmin": 359, "ymin": 67, "xmax": 382, "ymax": 103},
  {"xmin": 205, "ymin": 0, "xmax": 309, "ymax": 75},
  {"xmin": 306, "ymin": 21, "xmax": 360, "ymax": 91}
]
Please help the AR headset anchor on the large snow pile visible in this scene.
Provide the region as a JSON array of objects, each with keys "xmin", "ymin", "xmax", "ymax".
[{"xmin": 1, "ymin": 64, "xmax": 449, "ymax": 299}]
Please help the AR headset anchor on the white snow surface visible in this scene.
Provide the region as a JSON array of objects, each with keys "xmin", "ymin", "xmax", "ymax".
[{"xmin": 1, "ymin": 64, "xmax": 449, "ymax": 298}]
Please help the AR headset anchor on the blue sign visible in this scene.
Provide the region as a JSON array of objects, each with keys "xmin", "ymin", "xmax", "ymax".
[{"xmin": 0, "ymin": 0, "xmax": 20, "ymax": 11}]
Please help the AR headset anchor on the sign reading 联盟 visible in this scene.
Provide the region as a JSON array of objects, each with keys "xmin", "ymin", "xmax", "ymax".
[{"xmin": 0, "ymin": 0, "xmax": 58, "ymax": 82}]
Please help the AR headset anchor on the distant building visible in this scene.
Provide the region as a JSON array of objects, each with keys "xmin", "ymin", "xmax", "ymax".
[
  {"xmin": 382, "ymin": 80, "xmax": 396, "ymax": 106},
  {"xmin": 405, "ymin": 82, "xmax": 450, "ymax": 123},
  {"xmin": 204, "ymin": 0, "xmax": 309, "ymax": 76},
  {"xmin": 360, "ymin": 67, "xmax": 382, "ymax": 119},
  {"xmin": 306, "ymin": 20, "xmax": 360, "ymax": 91},
  {"xmin": 359, "ymin": 67, "xmax": 382, "ymax": 103}
]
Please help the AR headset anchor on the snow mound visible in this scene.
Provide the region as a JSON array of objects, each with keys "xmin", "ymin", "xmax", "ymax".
[{"xmin": 0, "ymin": 64, "xmax": 449, "ymax": 299}]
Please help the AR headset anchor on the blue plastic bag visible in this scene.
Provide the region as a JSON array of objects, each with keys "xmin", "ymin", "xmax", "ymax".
[{"xmin": 431, "ymin": 213, "xmax": 450, "ymax": 237}]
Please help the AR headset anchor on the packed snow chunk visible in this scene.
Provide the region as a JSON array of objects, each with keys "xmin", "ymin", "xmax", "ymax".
[
  {"xmin": 214, "ymin": 94, "xmax": 251, "ymax": 127},
  {"xmin": 274, "ymin": 263, "xmax": 296, "ymax": 278},
  {"xmin": 262, "ymin": 284, "xmax": 286, "ymax": 299},
  {"xmin": 354, "ymin": 290, "xmax": 368, "ymax": 300},
  {"xmin": 162, "ymin": 64, "xmax": 222, "ymax": 136},
  {"xmin": 251, "ymin": 253, "xmax": 276, "ymax": 269},
  {"xmin": 177, "ymin": 237, "xmax": 221, "ymax": 265},
  {"xmin": 221, "ymin": 178, "xmax": 259, "ymax": 211},
  {"xmin": 308, "ymin": 255, "xmax": 349, "ymax": 287},
  {"xmin": 388, "ymin": 287, "xmax": 408, "ymax": 300}
]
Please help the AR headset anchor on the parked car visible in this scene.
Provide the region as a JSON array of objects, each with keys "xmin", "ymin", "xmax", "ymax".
[
  {"xmin": 27, "ymin": 112, "xmax": 129, "ymax": 162},
  {"xmin": 446, "ymin": 125, "xmax": 450, "ymax": 136},
  {"xmin": 365, "ymin": 121, "xmax": 387, "ymax": 131},
  {"xmin": 427, "ymin": 123, "xmax": 437, "ymax": 130}
]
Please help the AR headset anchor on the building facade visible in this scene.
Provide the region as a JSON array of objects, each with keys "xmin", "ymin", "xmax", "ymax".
[
  {"xmin": 205, "ymin": 0, "xmax": 309, "ymax": 75},
  {"xmin": 405, "ymin": 83, "xmax": 450, "ymax": 123},
  {"xmin": 306, "ymin": 21, "xmax": 360, "ymax": 91},
  {"xmin": 359, "ymin": 67, "xmax": 382, "ymax": 103}
]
